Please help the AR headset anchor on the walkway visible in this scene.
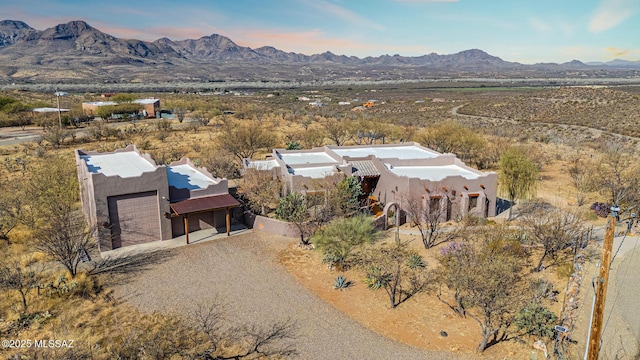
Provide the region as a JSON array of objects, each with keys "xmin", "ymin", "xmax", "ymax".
[{"xmin": 100, "ymin": 224, "xmax": 250, "ymax": 259}]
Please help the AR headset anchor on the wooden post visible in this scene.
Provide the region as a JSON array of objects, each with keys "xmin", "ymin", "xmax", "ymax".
[
  {"xmin": 226, "ymin": 208, "xmax": 231, "ymax": 236},
  {"xmin": 587, "ymin": 215, "xmax": 616, "ymax": 360},
  {"xmin": 184, "ymin": 215, "xmax": 189, "ymax": 244}
]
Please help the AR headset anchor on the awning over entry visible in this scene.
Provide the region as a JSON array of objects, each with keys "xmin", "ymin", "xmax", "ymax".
[
  {"xmin": 170, "ymin": 194, "xmax": 240, "ymax": 242},
  {"xmin": 351, "ymin": 160, "xmax": 381, "ymax": 177},
  {"xmin": 170, "ymin": 193, "xmax": 240, "ymax": 215}
]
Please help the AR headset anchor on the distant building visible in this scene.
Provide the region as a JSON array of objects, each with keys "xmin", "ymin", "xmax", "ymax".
[
  {"xmin": 244, "ymin": 143, "xmax": 497, "ymax": 221},
  {"xmin": 76, "ymin": 145, "xmax": 239, "ymax": 251},
  {"xmin": 81, "ymin": 98, "xmax": 160, "ymax": 118},
  {"xmin": 32, "ymin": 107, "xmax": 70, "ymax": 113}
]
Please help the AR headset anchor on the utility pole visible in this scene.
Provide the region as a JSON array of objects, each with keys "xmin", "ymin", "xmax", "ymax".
[
  {"xmin": 586, "ymin": 211, "xmax": 617, "ymax": 360},
  {"xmin": 55, "ymin": 86, "xmax": 62, "ymax": 128}
]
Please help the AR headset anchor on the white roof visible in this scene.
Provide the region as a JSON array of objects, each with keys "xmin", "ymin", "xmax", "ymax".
[
  {"xmin": 133, "ymin": 98, "xmax": 160, "ymax": 105},
  {"xmin": 290, "ymin": 166, "xmax": 336, "ymax": 178},
  {"xmin": 278, "ymin": 152, "xmax": 337, "ymax": 165},
  {"xmin": 84, "ymin": 101, "xmax": 117, "ymax": 106},
  {"xmin": 389, "ymin": 164, "xmax": 480, "ymax": 181},
  {"xmin": 32, "ymin": 107, "xmax": 70, "ymax": 112},
  {"xmin": 83, "ymin": 98, "xmax": 158, "ymax": 107},
  {"xmin": 81, "ymin": 152, "xmax": 156, "ymax": 178},
  {"xmin": 332, "ymin": 145, "xmax": 439, "ymax": 160},
  {"xmin": 167, "ymin": 164, "xmax": 217, "ymax": 190},
  {"xmin": 247, "ymin": 159, "xmax": 280, "ymax": 171}
]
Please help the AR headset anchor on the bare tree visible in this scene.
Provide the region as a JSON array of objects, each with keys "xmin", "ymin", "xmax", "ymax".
[
  {"xmin": 275, "ymin": 193, "xmax": 312, "ymax": 246},
  {"xmin": 590, "ymin": 148, "xmax": 640, "ymax": 215},
  {"xmin": 0, "ymin": 257, "xmax": 39, "ymax": 313},
  {"xmin": 173, "ymin": 107, "xmax": 187, "ymax": 123},
  {"xmin": 566, "ymin": 151, "xmax": 592, "ymax": 206},
  {"xmin": 241, "ymin": 168, "xmax": 281, "ymax": 215},
  {"xmin": 218, "ymin": 119, "xmax": 278, "ymax": 161},
  {"xmin": 363, "ymin": 241, "xmax": 430, "ymax": 308},
  {"xmin": 0, "ymin": 182, "xmax": 22, "ymax": 245},
  {"xmin": 228, "ymin": 319, "xmax": 297, "ymax": 359},
  {"xmin": 437, "ymin": 227, "xmax": 528, "ymax": 352},
  {"xmin": 187, "ymin": 300, "xmax": 297, "ymax": 359},
  {"xmin": 34, "ymin": 211, "xmax": 96, "ymax": 277},
  {"xmin": 39, "ymin": 125, "xmax": 72, "ymax": 148},
  {"xmin": 403, "ymin": 191, "xmax": 458, "ymax": 249},
  {"xmin": 521, "ymin": 202, "xmax": 586, "ymax": 271},
  {"xmin": 322, "ymin": 117, "xmax": 353, "ymax": 146}
]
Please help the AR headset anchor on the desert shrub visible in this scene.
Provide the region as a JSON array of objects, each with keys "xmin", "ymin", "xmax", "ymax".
[
  {"xmin": 555, "ymin": 261, "xmax": 574, "ymax": 280},
  {"xmin": 312, "ymin": 215, "xmax": 379, "ymax": 270},
  {"xmin": 590, "ymin": 202, "xmax": 611, "ymax": 218},
  {"xmin": 514, "ymin": 302, "xmax": 557, "ymax": 339}
]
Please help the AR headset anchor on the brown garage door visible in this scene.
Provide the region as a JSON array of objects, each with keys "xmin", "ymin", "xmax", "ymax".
[{"xmin": 108, "ymin": 191, "xmax": 160, "ymax": 248}]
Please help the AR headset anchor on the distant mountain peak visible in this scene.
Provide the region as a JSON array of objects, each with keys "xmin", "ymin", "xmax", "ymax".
[
  {"xmin": 37, "ymin": 20, "xmax": 100, "ymax": 41},
  {"xmin": 0, "ymin": 20, "xmax": 33, "ymax": 30}
]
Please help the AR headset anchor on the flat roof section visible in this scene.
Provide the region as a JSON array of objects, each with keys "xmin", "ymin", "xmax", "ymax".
[
  {"xmin": 167, "ymin": 164, "xmax": 218, "ymax": 190},
  {"xmin": 246, "ymin": 159, "xmax": 280, "ymax": 171},
  {"xmin": 332, "ymin": 145, "xmax": 439, "ymax": 160},
  {"xmin": 290, "ymin": 166, "xmax": 336, "ymax": 178},
  {"xmin": 389, "ymin": 164, "xmax": 480, "ymax": 181},
  {"xmin": 80, "ymin": 152, "xmax": 157, "ymax": 178},
  {"xmin": 278, "ymin": 151, "xmax": 337, "ymax": 165}
]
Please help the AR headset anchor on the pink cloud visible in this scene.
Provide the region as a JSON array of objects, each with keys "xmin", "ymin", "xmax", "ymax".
[
  {"xmin": 93, "ymin": 23, "xmax": 212, "ymax": 41},
  {"xmin": 231, "ymin": 29, "xmax": 431, "ymax": 57}
]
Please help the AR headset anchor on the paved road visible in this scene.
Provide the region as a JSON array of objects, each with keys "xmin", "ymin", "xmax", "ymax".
[{"xmin": 111, "ymin": 233, "xmax": 463, "ymax": 360}]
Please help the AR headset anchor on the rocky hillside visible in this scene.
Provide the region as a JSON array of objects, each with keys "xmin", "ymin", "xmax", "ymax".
[{"xmin": 0, "ymin": 19, "xmax": 638, "ymax": 83}]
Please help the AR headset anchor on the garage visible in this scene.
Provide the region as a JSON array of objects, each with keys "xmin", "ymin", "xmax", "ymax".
[{"xmin": 107, "ymin": 191, "xmax": 161, "ymax": 248}]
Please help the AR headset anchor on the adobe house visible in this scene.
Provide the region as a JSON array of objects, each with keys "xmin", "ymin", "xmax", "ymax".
[
  {"xmin": 244, "ymin": 143, "xmax": 498, "ymax": 222},
  {"xmin": 76, "ymin": 145, "xmax": 239, "ymax": 251},
  {"xmin": 81, "ymin": 98, "xmax": 160, "ymax": 118}
]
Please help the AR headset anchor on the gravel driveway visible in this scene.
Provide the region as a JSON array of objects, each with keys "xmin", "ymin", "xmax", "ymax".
[{"xmin": 112, "ymin": 232, "xmax": 461, "ymax": 359}]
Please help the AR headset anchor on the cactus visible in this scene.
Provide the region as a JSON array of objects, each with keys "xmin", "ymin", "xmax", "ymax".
[
  {"xmin": 333, "ymin": 275, "xmax": 352, "ymax": 289},
  {"xmin": 406, "ymin": 253, "xmax": 426, "ymax": 269}
]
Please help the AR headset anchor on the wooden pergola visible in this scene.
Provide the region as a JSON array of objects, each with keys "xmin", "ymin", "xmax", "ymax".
[{"xmin": 170, "ymin": 194, "xmax": 240, "ymax": 244}]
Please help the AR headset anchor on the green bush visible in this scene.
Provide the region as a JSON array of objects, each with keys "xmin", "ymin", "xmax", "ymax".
[{"xmin": 514, "ymin": 302, "xmax": 557, "ymax": 339}]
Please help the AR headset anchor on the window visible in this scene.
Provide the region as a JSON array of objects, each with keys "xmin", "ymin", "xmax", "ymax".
[
  {"xmin": 468, "ymin": 194, "xmax": 479, "ymax": 211},
  {"xmin": 429, "ymin": 197, "xmax": 441, "ymax": 213}
]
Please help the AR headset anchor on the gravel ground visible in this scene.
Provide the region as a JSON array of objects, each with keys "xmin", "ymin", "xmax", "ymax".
[{"xmin": 111, "ymin": 232, "xmax": 464, "ymax": 359}]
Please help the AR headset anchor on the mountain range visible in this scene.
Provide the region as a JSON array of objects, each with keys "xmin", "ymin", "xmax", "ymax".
[{"xmin": 1, "ymin": 19, "xmax": 639, "ymax": 84}]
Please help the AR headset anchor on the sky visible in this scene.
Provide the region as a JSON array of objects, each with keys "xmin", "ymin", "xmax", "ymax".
[{"xmin": 1, "ymin": 0, "xmax": 639, "ymax": 64}]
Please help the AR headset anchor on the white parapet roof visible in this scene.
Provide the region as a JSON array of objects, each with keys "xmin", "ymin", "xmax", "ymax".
[
  {"xmin": 80, "ymin": 151, "xmax": 157, "ymax": 178},
  {"xmin": 167, "ymin": 164, "xmax": 218, "ymax": 190},
  {"xmin": 389, "ymin": 164, "xmax": 480, "ymax": 181},
  {"xmin": 278, "ymin": 151, "xmax": 337, "ymax": 165},
  {"xmin": 246, "ymin": 159, "xmax": 280, "ymax": 171},
  {"xmin": 290, "ymin": 166, "xmax": 336, "ymax": 178},
  {"xmin": 331, "ymin": 145, "xmax": 439, "ymax": 160}
]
